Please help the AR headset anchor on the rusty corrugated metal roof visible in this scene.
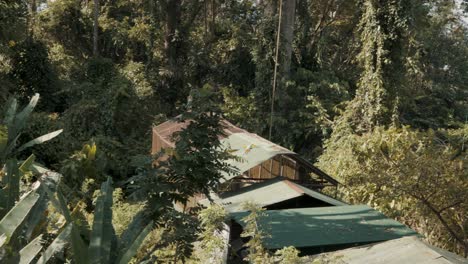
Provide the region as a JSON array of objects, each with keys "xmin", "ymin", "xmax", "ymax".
[
  {"xmin": 153, "ymin": 117, "xmax": 248, "ymax": 148},
  {"xmin": 153, "ymin": 117, "xmax": 339, "ymax": 185}
]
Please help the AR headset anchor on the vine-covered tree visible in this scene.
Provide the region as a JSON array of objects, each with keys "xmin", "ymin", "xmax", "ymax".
[{"xmin": 0, "ymin": 0, "xmax": 466, "ymax": 259}]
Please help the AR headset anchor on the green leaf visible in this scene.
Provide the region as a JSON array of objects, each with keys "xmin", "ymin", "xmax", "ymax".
[
  {"xmin": 37, "ymin": 223, "xmax": 72, "ymax": 264},
  {"xmin": 70, "ymin": 223, "xmax": 90, "ymax": 264},
  {"xmin": 4, "ymin": 98, "xmax": 17, "ymax": 127},
  {"xmin": 118, "ymin": 211, "xmax": 150, "ymax": 252},
  {"xmin": 14, "ymin": 93, "xmax": 39, "ymax": 131},
  {"xmin": 7, "ymin": 94, "xmax": 38, "ymax": 143},
  {"xmin": 31, "ymin": 162, "xmax": 51, "ymax": 174},
  {"xmin": 4, "ymin": 98, "xmax": 18, "ymax": 126},
  {"xmin": 0, "ymin": 159, "xmax": 21, "ymax": 217},
  {"xmin": 19, "ymin": 235, "xmax": 43, "ymax": 264},
  {"xmin": 0, "ymin": 191, "xmax": 40, "ymax": 243},
  {"xmin": 16, "ymin": 129, "xmax": 63, "ymax": 153},
  {"xmin": 43, "ymin": 184, "xmax": 72, "ymax": 223},
  {"xmin": 23, "ymin": 175, "xmax": 55, "ymax": 240},
  {"xmin": 48, "ymin": 187, "xmax": 90, "ymax": 264},
  {"xmin": 2, "ymin": 134, "xmax": 20, "ymax": 161},
  {"xmin": 42, "ymin": 173, "xmax": 89, "ymax": 263},
  {"xmin": 0, "ymin": 233, "xmax": 6, "ymax": 248},
  {"xmin": 19, "ymin": 154, "xmax": 36, "ymax": 174},
  {"xmin": 0, "ymin": 125, "xmax": 7, "ymax": 155},
  {"xmin": 117, "ymin": 221, "xmax": 153, "ymax": 264},
  {"xmin": 89, "ymin": 177, "xmax": 115, "ymax": 264}
]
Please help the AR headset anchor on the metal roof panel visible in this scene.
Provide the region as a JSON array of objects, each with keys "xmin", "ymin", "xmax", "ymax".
[
  {"xmin": 221, "ymin": 133, "xmax": 294, "ymax": 181},
  {"xmin": 230, "ymin": 205, "xmax": 418, "ymax": 249},
  {"xmin": 313, "ymin": 236, "xmax": 467, "ymax": 264},
  {"xmin": 201, "ymin": 178, "xmax": 345, "ymax": 212}
]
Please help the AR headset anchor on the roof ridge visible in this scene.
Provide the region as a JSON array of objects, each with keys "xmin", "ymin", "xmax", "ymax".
[{"xmin": 219, "ymin": 177, "xmax": 287, "ymax": 199}]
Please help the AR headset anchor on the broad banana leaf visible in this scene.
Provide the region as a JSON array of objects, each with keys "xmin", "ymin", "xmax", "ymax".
[
  {"xmin": 0, "ymin": 190, "xmax": 40, "ymax": 243},
  {"xmin": 117, "ymin": 221, "xmax": 153, "ymax": 264},
  {"xmin": 37, "ymin": 223, "xmax": 72, "ymax": 264},
  {"xmin": 89, "ymin": 177, "xmax": 115, "ymax": 264},
  {"xmin": 18, "ymin": 235, "xmax": 42, "ymax": 264}
]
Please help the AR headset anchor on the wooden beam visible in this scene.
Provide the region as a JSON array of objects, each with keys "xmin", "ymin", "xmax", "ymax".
[
  {"xmin": 258, "ymin": 163, "xmax": 263, "ymax": 179},
  {"xmin": 294, "ymin": 161, "xmax": 298, "ymax": 180},
  {"xmin": 230, "ymin": 177, "xmax": 335, "ymax": 187},
  {"xmin": 280, "ymin": 155, "xmax": 284, "ymax": 177},
  {"xmin": 270, "ymin": 159, "xmax": 273, "ymax": 178},
  {"xmin": 290, "ymin": 154, "xmax": 340, "ymax": 186}
]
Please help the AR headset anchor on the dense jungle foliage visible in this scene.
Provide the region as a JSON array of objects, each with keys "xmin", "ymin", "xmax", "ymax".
[{"xmin": 0, "ymin": 0, "xmax": 467, "ymax": 262}]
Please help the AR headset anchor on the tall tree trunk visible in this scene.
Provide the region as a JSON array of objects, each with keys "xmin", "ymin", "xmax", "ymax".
[
  {"xmin": 93, "ymin": 0, "xmax": 99, "ymax": 57},
  {"xmin": 164, "ymin": 0, "xmax": 181, "ymax": 72},
  {"xmin": 263, "ymin": 0, "xmax": 279, "ymax": 17},
  {"xmin": 160, "ymin": 0, "xmax": 202, "ymax": 108},
  {"xmin": 158, "ymin": 0, "xmax": 183, "ymax": 108},
  {"xmin": 208, "ymin": 0, "xmax": 216, "ymax": 38},
  {"xmin": 28, "ymin": 0, "xmax": 37, "ymax": 36},
  {"xmin": 279, "ymin": 0, "xmax": 296, "ymax": 79},
  {"xmin": 146, "ymin": 0, "xmax": 156, "ymax": 72},
  {"xmin": 203, "ymin": 0, "xmax": 217, "ymax": 40},
  {"xmin": 30, "ymin": 0, "xmax": 36, "ymax": 13}
]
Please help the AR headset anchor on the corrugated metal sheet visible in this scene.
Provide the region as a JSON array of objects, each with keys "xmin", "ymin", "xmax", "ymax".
[
  {"xmin": 313, "ymin": 236, "xmax": 467, "ymax": 264},
  {"xmin": 220, "ymin": 133, "xmax": 293, "ymax": 181},
  {"xmin": 153, "ymin": 118, "xmax": 339, "ymax": 186},
  {"xmin": 153, "ymin": 117, "xmax": 248, "ymax": 149},
  {"xmin": 154, "ymin": 118, "xmax": 294, "ymax": 182},
  {"xmin": 293, "ymin": 183, "xmax": 347, "ymax": 206},
  {"xmin": 200, "ymin": 177, "xmax": 345, "ymax": 212},
  {"xmin": 230, "ymin": 205, "xmax": 418, "ymax": 249}
]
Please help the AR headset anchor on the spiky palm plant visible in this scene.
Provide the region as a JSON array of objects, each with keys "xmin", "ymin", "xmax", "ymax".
[
  {"xmin": 0, "ymin": 93, "xmax": 62, "ymax": 217},
  {"xmin": 1, "ymin": 94, "xmax": 152, "ymax": 263},
  {"xmin": 0, "ymin": 94, "xmax": 64, "ymax": 263},
  {"xmin": 51, "ymin": 177, "xmax": 153, "ymax": 264}
]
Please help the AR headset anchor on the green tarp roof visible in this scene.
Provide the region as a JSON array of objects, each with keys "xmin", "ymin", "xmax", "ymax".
[
  {"xmin": 313, "ymin": 236, "xmax": 467, "ymax": 264},
  {"xmin": 230, "ymin": 205, "xmax": 418, "ymax": 249},
  {"xmin": 200, "ymin": 177, "xmax": 346, "ymax": 212}
]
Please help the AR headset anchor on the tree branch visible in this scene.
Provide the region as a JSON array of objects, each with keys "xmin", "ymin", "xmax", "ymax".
[
  {"xmin": 420, "ymin": 199, "xmax": 467, "ymax": 250},
  {"xmin": 437, "ymin": 200, "xmax": 463, "ymax": 214}
]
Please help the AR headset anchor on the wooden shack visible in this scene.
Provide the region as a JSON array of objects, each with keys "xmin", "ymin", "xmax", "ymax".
[{"xmin": 152, "ymin": 117, "xmax": 338, "ymax": 192}]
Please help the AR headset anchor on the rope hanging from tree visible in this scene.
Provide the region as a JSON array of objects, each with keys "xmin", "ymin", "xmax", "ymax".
[{"xmin": 269, "ymin": 0, "xmax": 283, "ymax": 140}]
